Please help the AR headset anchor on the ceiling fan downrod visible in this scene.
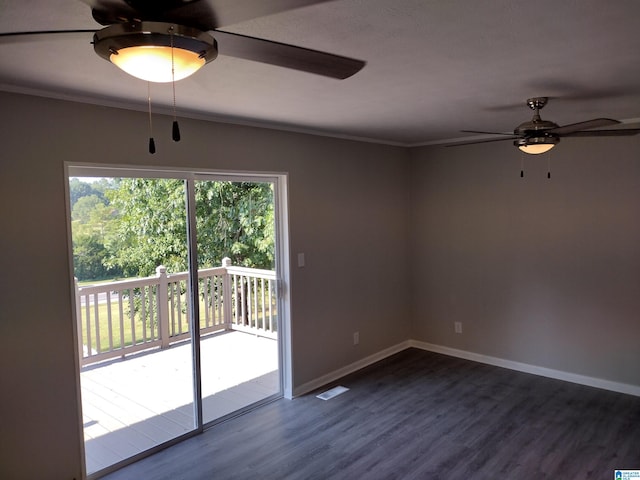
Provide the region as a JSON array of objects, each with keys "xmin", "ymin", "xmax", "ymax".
[{"xmin": 514, "ymin": 97, "xmax": 560, "ymax": 153}]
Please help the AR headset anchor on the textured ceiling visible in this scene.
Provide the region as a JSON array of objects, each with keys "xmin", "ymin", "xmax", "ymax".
[{"xmin": 1, "ymin": 0, "xmax": 640, "ymax": 145}]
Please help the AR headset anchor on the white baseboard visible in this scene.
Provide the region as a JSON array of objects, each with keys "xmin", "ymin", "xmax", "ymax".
[
  {"xmin": 410, "ymin": 340, "xmax": 640, "ymax": 397},
  {"xmin": 292, "ymin": 340, "xmax": 411, "ymax": 397},
  {"xmin": 293, "ymin": 340, "xmax": 640, "ymax": 398}
]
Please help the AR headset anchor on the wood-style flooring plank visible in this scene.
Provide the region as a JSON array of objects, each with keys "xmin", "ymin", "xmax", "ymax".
[{"xmin": 103, "ymin": 349, "xmax": 640, "ymax": 480}]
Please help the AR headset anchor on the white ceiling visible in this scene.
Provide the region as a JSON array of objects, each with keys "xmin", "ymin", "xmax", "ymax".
[{"xmin": 1, "ymin": 0, "xmax": 640, "ymax": 146}]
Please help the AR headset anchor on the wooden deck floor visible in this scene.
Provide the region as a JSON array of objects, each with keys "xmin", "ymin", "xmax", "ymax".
[{"xmin": 81, "ymin": 331, "xmax": 279, "ymax": 475}]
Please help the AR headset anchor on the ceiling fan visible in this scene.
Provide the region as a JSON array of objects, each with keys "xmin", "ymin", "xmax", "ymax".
[
  {"xmin": 0, "ymin": 0, "xmax": 366, "ymax": 81},
  {"xmin": 455, "ymin": 97, "xmax": 640, "ymax": 155},
  {"xmin": 0, "ymin": 0, "xmax": 365, "ymax": 152}
]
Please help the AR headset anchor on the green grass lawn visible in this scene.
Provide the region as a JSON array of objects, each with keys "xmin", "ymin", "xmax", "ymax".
[
  {"xmin": 80, "ymin": 295, "xmax": 277, "ymax": 355},
  {"xmin": 79, "ymin": 299, "xmax": 153, "ymax": 353}
]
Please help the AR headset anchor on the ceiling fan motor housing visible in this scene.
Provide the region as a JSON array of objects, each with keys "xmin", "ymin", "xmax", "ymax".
[
  {"xmin": 514, "ymin": 135, "xmax": 559, "ymax": 150},
  {"xmin": 93, "ymin": 21, "xmax": 218, "ymax": 66},
  {"xmin": 514, "ymin": 96, "xmax": 560, "ymax": 148}
]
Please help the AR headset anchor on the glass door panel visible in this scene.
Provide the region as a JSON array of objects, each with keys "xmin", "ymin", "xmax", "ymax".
[
  {"xmin": 69, "ymin": 175, "xmax": 197, "ymax": 476},
  {"xmin": 194, "ymin": 179, "xmax": 281, "ymax": 424}
]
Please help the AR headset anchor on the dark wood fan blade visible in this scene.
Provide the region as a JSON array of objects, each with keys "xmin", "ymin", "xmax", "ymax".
[
  {"xmin": 461, "ymin": 130, "xmax": 514, "ymax": 136},
  {"xmin": 80, "ymin": 0, "xmax": 217, "ymax": 31},
  {"xmin": 80, "ymin": 0, "xmax": 333, "ymax": 30},
  {"xmin": 213, "ymin": 30, "xmax": 365, "ymax": 79},
  {"xmin": 0, "ymin": 30, "xmax": 97, "ymax": 43},
  {"xmin": 561, "ymin": 128, "xmax": 640, "ymax": 137},
  {"xmin": 79, "ymin": 0, "xmax": 137, "ymax": 25},
  {"xmin": 201, "ymin": 0, "xmax": 334, "ymax": 28},
  {"xmin": 548, "ymin": 118, "xmax": 620, "ymax": 136},
  {"xmin": 447, "ymin": 136, "xmax": 517, "ymax": 147}
]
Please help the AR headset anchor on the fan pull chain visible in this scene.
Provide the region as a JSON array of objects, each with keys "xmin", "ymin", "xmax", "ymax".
[
  {"xmin": 520, "ymin": 151, "xmax": 525, "ymax": 178},
  {"xmin": 147, "ymin": 82, "xmax": 156, "ymax": 154},
  {"xmin": 170, "ymin": 28, "xmax": 181, "ymax": 142},
  {"xmin": 547, "ymin": 151, "xmax": 552, "ymax": 179}
]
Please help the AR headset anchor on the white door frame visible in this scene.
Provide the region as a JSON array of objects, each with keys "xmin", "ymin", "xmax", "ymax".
[{"xmin": 65, "ymin": 163, "xmax": 293, "ymax": 478}]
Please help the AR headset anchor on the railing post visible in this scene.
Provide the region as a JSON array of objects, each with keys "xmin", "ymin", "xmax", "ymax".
[
  {"xmin": 156, "ymin": 265, "xmax": 170, "ymax": 348},
  {"xmin": 221, "ymin": 258, "xmax": 233, "ymax": 331},
  {"xmin": 75, "ymin": 277, "xmax": 84, "ymax": 362}
]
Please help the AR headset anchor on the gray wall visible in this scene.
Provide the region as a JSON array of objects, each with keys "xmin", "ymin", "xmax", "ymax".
[
  {"xmin": 0, "ymin": 92, "xmax": 410, "ymax": 480},
  {"xmin": 409, "ymin": 138, "xmax": 640, "ymax": 386},
  {"xmin": 2, "ymin": 90, "xmax": 639, "ymax": 479}
]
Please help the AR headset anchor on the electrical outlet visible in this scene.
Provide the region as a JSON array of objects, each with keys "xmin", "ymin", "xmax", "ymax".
[
  {"xmin": 353, "ymin": 331, "xmax": 360, "ymax": 345},
  {"xmin": 454, "ymin": 322, "xmax": 462, "ymax": 334}
]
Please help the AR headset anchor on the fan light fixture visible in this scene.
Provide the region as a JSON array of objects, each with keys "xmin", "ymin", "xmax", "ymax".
[
  {"xmin": 93, "ymin": 22, "xmax": 218, "ymax": 153},
  {"xmin": 93, "ymin": 21, "xmax": 217, "ymax": 83},
  {"xmin": 110, "ymin": 46, "xmax": 204, "ymax": 82},
  {"xmin": 515, "ymin": 136, "xmax": 559, "ymax": 155}
]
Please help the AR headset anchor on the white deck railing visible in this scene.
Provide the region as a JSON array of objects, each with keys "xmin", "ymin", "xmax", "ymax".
[{"xmin": 75, "ymin": 258, "xmax": 277, "ymax": 366}]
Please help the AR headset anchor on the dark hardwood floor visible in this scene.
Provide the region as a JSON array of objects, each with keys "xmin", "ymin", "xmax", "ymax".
[{"xmin": 102, "ymin": 348, "xmax": 640, "ymax": 479}]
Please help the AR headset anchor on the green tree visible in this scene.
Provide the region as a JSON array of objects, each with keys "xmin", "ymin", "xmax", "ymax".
[
  {"xmin": 69, "ymin": 178, "xmax": 122, "ymax": 281},
  {"xmin": 104, "ymin": 179, "xmax": 274, "ymax": 277},
  {"xmin": 69, "ymin": 178, "xmax": 105, "ymax": 206},
  {"xmin": 104, "ymin": 178, "xmax": 188, "ymax": 276},
  {"xmin": 73, "ymin": 234, "xmax": 111, "ymax": 280},
  {"xmin": 196, "ymin": 181, "xmax": 274, "ymax": 269},
  {"xmin": 72, "ymin": 194, "xmax": 104, "ymax": 223}
]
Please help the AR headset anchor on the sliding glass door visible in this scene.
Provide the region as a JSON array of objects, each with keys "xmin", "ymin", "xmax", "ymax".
[{"xmin": 67, "ymin": 168, "xmax": 285, "ymax": 478}]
